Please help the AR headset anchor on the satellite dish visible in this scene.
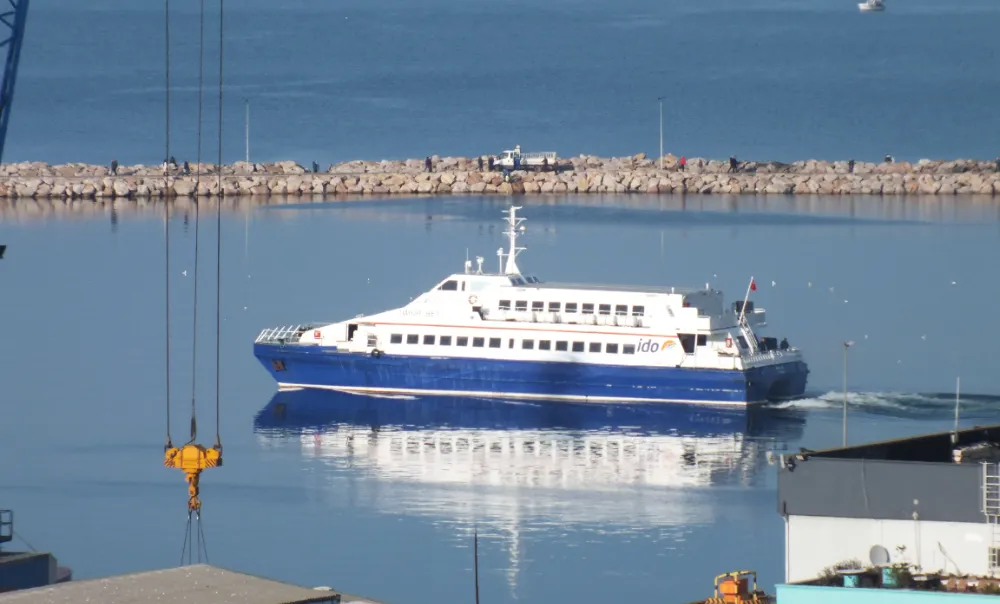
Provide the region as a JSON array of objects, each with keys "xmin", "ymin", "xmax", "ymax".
[{"xmin": 870, "ymin": 544, "xmax": 891, "ymax": 567}]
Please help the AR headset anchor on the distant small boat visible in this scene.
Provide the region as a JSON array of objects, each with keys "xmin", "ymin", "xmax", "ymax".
[{"xmin": 858, "ymin": 0, "xmax": 885, "ymax": 12}]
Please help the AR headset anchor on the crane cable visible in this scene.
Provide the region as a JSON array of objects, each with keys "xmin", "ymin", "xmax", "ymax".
[
  {"xmin": 215, "ymin": 0, "xmax": 224, "ymax": 450},
  {"xmin": 162, "ymin": 0, "xmax": 224, "ymax": 567},
  {"xmin": 164, "ymin": 0, "xmax": 172, "ymax": 451}
]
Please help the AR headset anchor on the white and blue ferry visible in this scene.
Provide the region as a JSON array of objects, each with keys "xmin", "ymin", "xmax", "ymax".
[{"xmin": 253, "ymin": 206, "xmax": 809, "ymax": 406}]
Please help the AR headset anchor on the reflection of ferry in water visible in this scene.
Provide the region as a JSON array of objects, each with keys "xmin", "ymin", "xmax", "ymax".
[
  {"xmin": 253, "ymin": 205, "xmax": 809, "ymax": 406},
  {"xmin": 254, "ymin": 390, "xmax": 807, "ymax": 492}
]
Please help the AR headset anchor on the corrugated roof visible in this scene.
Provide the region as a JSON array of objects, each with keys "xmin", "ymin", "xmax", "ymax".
[{"xmin": 0, "ymin": 564, "xmax": 342, "ymax": 604}]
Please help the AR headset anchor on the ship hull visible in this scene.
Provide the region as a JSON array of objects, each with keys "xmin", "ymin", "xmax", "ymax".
[{"xmin": 254, "ymin": 344, "xmax": 808, "ymax": 407}]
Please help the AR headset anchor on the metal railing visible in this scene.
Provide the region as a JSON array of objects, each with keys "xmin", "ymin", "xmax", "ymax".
[
  {"xmin": 0, "ymin": 509, "xmax": 12, "ymax": 543},
  {"xmin": 255, "ymin": 324, "xmax": 312, "ymax": 345}
]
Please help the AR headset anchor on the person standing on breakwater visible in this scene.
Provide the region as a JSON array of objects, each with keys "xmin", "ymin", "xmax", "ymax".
[
  {"xmin": 488, "ymin": 156, "xmax": 494, "ymax": 171},
  {"xmin": 110, "ymin": 159, "xmax": 118, "ymax": 175},
  {"xmin": 679, "ymin": 156, "xmax": 686, "ymax": 171},
  {"xmin": 183, "ymin": 161, "xmax": 191, "ymax": 175},
  {"xmin": 425, "ymin": 156, "xmax": 432, "ymax": 172},
  {"xmin": 478, "ymin": 156, "xmax": 484, "ymax": 171},
  {"xmin": 849, "ymin": 159, "xmax": 855, "ymax": 173},
  {"xmin": 729, "ymin": 156, "xmax": 738, "ymax": 173}
]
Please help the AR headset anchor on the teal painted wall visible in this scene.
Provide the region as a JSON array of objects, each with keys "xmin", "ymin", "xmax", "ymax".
[{"xmin": 777, "ymin": 584, "xmax": 1000, "ymax": 604}]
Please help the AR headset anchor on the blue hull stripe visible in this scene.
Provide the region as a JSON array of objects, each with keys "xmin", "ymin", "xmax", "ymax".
[{"xmin": 253, "ymin": 344, "xmax": 809, "ymax": 407}]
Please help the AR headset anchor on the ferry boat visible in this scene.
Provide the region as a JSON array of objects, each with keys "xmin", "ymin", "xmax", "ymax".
[{"xmin": 253, "ymin": 206, "xmax": 809, "ymax": 406}]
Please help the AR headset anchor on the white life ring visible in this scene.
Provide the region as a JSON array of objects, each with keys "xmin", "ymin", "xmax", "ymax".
[
  {"xmin": 725, "ymin": 336, "xmax": 733, "ymax": 348},
  {"xmin": 468, "ymin": 295, "xmax": 478, "ymax": 305}
]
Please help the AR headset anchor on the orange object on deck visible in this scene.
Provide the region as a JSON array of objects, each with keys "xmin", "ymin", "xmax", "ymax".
[{"xmin": 703, "ymin": 571, "xmax": 771, "ymax": 604}]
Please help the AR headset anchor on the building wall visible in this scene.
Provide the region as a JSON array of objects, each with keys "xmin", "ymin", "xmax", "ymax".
[
  {"xmin": 778, "ymin": 457, "xmax": 983, "ymax": 523},
  {"xmin": 776, "ymin": 583, "xmax": 1000, "ymax": 604},
  {"xmin": 785, "ymin": 515, "xmax": 993, "ymax": 583}
]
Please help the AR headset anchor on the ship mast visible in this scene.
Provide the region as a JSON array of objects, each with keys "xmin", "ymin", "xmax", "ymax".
[{"xmin": 503, "ymin": 205, "xmax": 525, "ymax": 276}]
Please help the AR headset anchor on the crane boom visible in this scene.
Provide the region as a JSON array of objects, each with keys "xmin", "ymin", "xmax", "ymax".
[{"xmin": 0, "ymin": 0, "xmax": 28, "ymax": 164}]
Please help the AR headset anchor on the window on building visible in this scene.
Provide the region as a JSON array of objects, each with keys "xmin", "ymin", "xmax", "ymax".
[
  {"xmin": 457, "ymin": 337, "xmax": 469, "ymax": 346},
  {"xmin": 581, "ymin": 303, "xmax": 594, "ymax": 315},
  {"xmin": 555, "ymin": 341, "xmax": 568, "ymax": 351},
  {"xmin": 522, "ymin": 339, "xmax": 535, "ymax": 350},
  {"xmin": 588, "ymin": 342, "xmax": 601, "ymax": 353},
  {"xmin": 598, "ymin": 304, "xmax": 611, "ymax": 316},
  {"xmin": 539, "ymin": 340, "xmax": 552, "ymax": 350},
  {"xmin": 531, "ymin": 301, "xmax": 544, "ymax": 311},
  {"xmin": 697, "ymin": 335, "xmax": 707, "ymax": 346},
  {"xmin": 991, "ymin": 547, "xmax": 1000, "ymax": 570},
  {"xmin": 488, "ymin": 337, "xmax": 501, "ymax": 348},
  {"xmin": 623, "ymin": 344, "xmax": 636, "ymax": 354},
  {"xmin": 632, "ymin": 305, "xmax": 645, "ymax": 317},
  {"xmin": 406, "ymin": 334, "xmax": 419, "ymax": 344},
  {"xmin": 423, "ymin": 335, "xmax": 436, "ymax": 345},
  {"xmin": 440, "ymin": 336, "xmax": 452, "ymax": 346},
  {"xmin": 565, "ymin": 303, "xmax": 578, "ymax": 313},
  {"xmin": 615, "ymin": 304, "xmax": 628, "ymax": 316},
  {"xmin": 390, "ymin": 334, "xmax": 403, "ymax": 344},
  {"xmin": 439, "ymin": 280, "xmax": 459, "ymax": 291},
  {"xmin": 606, "ymin": 343, "xmax": 619, "ymax": 354},
  {"xmin": 472, "ymin": 337, "xmax": 485, "ymax": 347},
  {"xmin": 548, "ymin": 302, "xmax": 561, "ymax": 312},
  {"xmin": 515, "ymin": 301, "xmax": 528, "ymax": 312},
  {"xmin": 679, "ymin": 334, "xmax": 696, "ymax": 354},
  {"xmin": 499, "ymin": 300, "xmax": 511, "ymax": 311},
  {"xmin": 572, "ymin": 341, "xmax": 585, "ymax": 352}
]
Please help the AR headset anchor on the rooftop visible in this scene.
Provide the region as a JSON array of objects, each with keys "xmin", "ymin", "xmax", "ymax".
[
  {"xmin": 0, "ymin": 564, "xmax": 383, "ymax": 604},
  {"xmin": 789, "ymin": 423, "xmax": 1000, "ymax": 464}
]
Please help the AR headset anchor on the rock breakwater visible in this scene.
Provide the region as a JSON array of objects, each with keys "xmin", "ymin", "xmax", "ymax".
[{"xmin": 2, "ymin": 155, "xmax": 999, "ymax": 199}]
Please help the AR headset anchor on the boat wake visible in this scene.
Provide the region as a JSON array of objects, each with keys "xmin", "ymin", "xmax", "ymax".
[{"xmin": 771, "ymin": 390, "xmax": 999, "ymax": 420}]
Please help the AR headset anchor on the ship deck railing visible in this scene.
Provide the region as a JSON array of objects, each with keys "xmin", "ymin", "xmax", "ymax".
[
  {"xmin": 743, "ymin": 347, "xmax": 802, "ymax": 365},
  {"xmin": 255, "ymin": 324, "xmax": 316, "ymax": 345}
]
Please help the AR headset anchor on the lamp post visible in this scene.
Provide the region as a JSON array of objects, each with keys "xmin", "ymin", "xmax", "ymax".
[
  {"xmin": 244, "ymin": 98, "xmax": 250, "ymax": 165},
  {"xmin": 843, "ymin": 340, "xmax": 855, "ymax": 446},
  {"xmin": 657, "ymin": 96, "xmax": 665, "ymax": 171}
]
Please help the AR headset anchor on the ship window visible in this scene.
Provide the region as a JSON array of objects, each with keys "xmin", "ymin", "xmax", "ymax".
[
  {"xmin": 440, "ymin": 280, "xmax": 459, "ymax": 291},
  {"xmin": 632, "ymin": 305, "xmax": 645, "ymax": 317},
  {"xmin": 457, "ymin": 337, "xmax": 469, "ymax": 346},
  {"xmin": 499, "ymin": 300, "xmax": 511, "ymax": 311},
  {"xmin": 548, "ymin": 302, "xmax": 561, "ymax": 312},
  {"xmin": 623, "ymin": 344, "xmax": 636, "ymax": 355},
  {"xmin": 588, "ymin": 342, "xmax": 601, "ymax": 353},
  {"xmin": 598, "ymin": 304, "xmax": 611, "ymax": 316},
  {"xmin": 679, "ymin": 334, "xmax": 696, "ymax": 354},
  {"xmin": 615, "ymin": 304, "xmax": 628, "ymax": 316},
  {"xmin": 581, "ymin": 303, "xmax": 594, "ymax": 315},
  {"xmin": 488, "ymin": 337, "xmax": 501, "ymax": 348},
  {"xmin": 509, "ymin": 338, "xmax": 515, "ymax": 348},
  {"xmin": 572, "ymin": 341, "xmax": 585, "ymax": 352},
  {"xmin": 522, "ymin": 339, "xmax": 535, "ymax": 350},
  {"xmin": 531, "ymin": 301, "xmax": 544, "ymax": 311},
  {"xmin": 555, "ymin": 341, "xmax": 568, "ymax": 351},
  {"xmin": 390, "ymin": 334, "xmax": 403, "ymax": 344},
  {"xmin": 737, "ymin": 336, "xmax": 748, "ymax": 350},
  {"xmin": 406, "ymin": 334, "xmax": 419, "ymax": 344},
  {"xmin": 440, "ymin": 336, "xmax": 452, "ymax": 346},
  {"xmin": 423, "ymin": 335, "xmax": 436, "ymax": 345},
  {"xmin": 697, "ymin": 335, "xmax": 707, "ymax": 346},
  {"xmin": 515, "ymin": 301, "xmax": 528, "ymax": 311},
  {"xmin": 539, "ymin": 340, "xmax": 552, "ymax": 350},
  {"xmin": 472, "ymin": 337, "xmax": 485, "ymax": 347},
  {"xmin": 565, "ymin": 303, "xmax": 578, "ymax": 313},
  {"xmin": 606, "ymin": 343, "xmax": 619, "ymax": 354}
]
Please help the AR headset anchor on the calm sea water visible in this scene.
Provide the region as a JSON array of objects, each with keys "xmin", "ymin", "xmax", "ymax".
[
  {"xmin": 7, "ymin": 0, "xmax": 1000, "ymax": 166},
  {"xmin": 1, "ymin": 195, "xmax": 998, "ymax": 603}
]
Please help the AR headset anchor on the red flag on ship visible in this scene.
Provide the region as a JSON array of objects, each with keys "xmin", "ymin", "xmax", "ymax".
[{"xmin": 750, "ymin": 278, "xmax": 757, "ymax": 291}]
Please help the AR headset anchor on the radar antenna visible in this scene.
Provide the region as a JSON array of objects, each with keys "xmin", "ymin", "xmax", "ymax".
[{"xmin": 503, "ymin": 206, "xmax": 526, "ymax": 276}]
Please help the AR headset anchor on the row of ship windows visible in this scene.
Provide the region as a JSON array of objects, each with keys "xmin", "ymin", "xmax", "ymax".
[
  {"xmin": 389, "ymin": 333, "xmax": 641, "ymax": 354},
  {"xmin": 498, "ymin": 301, "xmax": 646, "ymax": 316}
]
